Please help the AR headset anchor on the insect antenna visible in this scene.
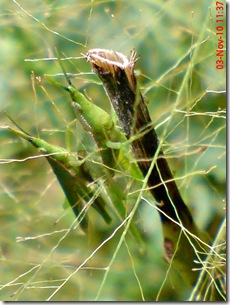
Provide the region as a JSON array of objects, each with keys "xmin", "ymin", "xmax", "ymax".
[
  {"xmin": 5, "ymin": 112, "xmax": 30, "ymax": 136},
  {"xmin": 55, "ymin": 47, "xmax": 73, "ymax": 87}
]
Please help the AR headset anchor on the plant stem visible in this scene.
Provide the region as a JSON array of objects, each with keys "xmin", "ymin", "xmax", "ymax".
[
  {"xmin": 85, "ymin": 49, "xmax": 224, "ymax": 297},
  {"xmin": 86, "ymin": 48, "xmax": 194, "ymax": 229}
]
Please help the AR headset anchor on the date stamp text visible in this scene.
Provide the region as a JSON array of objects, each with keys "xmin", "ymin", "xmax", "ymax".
[{"xmin": 215, "ymin": 2, "xmax": 225, "ymax": 70}]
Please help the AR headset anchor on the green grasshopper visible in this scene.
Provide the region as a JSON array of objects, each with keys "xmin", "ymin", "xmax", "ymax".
[
  {"xmin": 49, "ymin": 57, "xmax": 145, "ymax": 249},
  {"xmin": 7, "ymin": 118, "xmax": 112, "ymax": 232}
]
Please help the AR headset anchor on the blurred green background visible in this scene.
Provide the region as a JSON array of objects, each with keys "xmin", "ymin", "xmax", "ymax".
[{"xmin": 0, "ymin": 0, "xmax": 226, "ymax": 301}]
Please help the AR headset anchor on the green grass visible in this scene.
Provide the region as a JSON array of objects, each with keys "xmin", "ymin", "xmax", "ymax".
[{"xmin": 0, "ymin": 0, "xmax": 226, "ymax": 301}]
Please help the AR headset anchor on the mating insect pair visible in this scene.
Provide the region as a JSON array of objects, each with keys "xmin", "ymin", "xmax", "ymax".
[{"xmin": 7, "ymin": 49, "xmax": 143, "ymax": 247}]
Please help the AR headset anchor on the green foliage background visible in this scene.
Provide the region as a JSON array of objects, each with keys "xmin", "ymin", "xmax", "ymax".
[{"xmin": 0, "ymin": 0, "xmax": 226, "ymax": 301}]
